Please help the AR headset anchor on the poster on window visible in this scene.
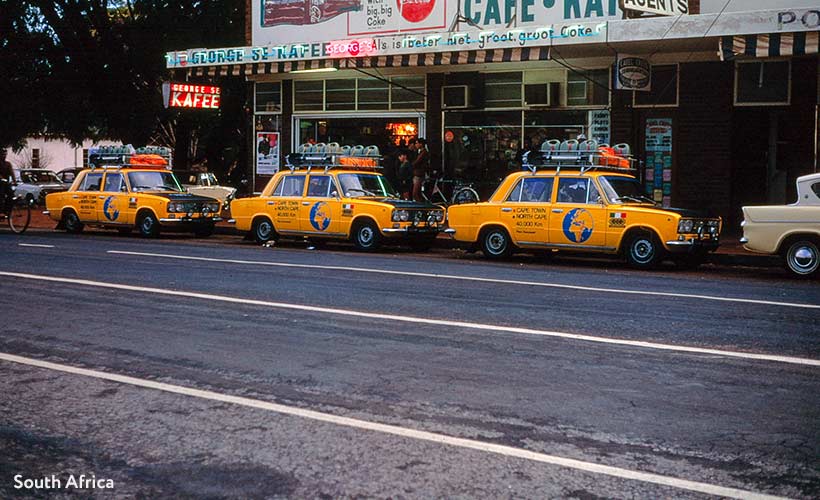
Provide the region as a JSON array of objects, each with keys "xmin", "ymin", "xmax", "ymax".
[
  {"xmin": 256, "ymin": 132, "xmax": 280, "ymax": 175},
  {"xmin": 644, "ymin": 118, "xmax": 673, "ymax": 207}
]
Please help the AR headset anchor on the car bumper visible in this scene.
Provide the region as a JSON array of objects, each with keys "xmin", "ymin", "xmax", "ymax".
[
  {"xmin": 382, "ymin": 225, "xmax": 441, "ymax": 236},
  {"xmin": 665, "ymin": 238, "xmax": 720, "ymax": 253},
  {"xmin": 160, "ymin": 217, "xmax": 222, "ymax": 224}
]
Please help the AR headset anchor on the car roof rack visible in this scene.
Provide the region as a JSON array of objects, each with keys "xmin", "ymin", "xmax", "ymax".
[
  {"xmin": 88, "ymin": 145, "xmax": 173, "ymax": 170},
  {"xmin": 522, "ymin": 142, "xmax": 637, "ymax": 175},
  {"xmin": 285, "ymin": 146, "xmax": 383, "ymax": 173}
]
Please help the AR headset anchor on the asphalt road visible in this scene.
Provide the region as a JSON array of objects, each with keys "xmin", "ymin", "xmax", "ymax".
[{"xmin": 1, "ymin": 230, "xmax": 818, "ymax": 499}]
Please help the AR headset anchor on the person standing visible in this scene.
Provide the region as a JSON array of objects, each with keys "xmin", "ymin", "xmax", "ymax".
[
  {"xmin": 411, "ymin": 138, "xmax": 429, "ymax": 202},
  {"xmin": 397, "ymin": 150, "xmax": 412, "ymax": 200}
]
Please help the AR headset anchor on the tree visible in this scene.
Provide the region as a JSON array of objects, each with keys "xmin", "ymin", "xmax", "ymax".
[{"xmin": 3, "ymin": 0, "xmax": 247, "ymax": 175}]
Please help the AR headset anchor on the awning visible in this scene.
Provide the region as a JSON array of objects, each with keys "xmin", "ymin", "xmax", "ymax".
[
  {"xmin": 720, "ymin": 32, "xmax": 819, "ymax": 60},
  {"xmin": 181, "ymin": 47, "xmax": 551, "ymax": 78}
]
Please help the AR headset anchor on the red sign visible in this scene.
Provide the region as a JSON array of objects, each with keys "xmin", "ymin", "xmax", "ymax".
[
  {"xmin": 168, "ymin": 83, "xmax": 221, "ymax": 109},
  {"xmin": 326, "ymin": 38, "xmax": 377, "ymax": 58},
  {"xmin": 397, "ymin": 0, "xmax": 435, "ymax": 22}
]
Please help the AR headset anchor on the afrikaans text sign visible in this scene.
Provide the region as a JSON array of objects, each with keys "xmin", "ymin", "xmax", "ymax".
[
  {"xmin": 165, "ymin": 21, "xmax": 607, "ymax": 68},
  {"xmin": 251, "ymin": 0, "xmax": 624, "ymax": 46},
  {"xmin": 166, "ymin": 83, "xmax": 221, "ymax": 109}
]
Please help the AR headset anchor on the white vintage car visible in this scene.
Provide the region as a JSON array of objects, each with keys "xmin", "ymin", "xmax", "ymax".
[{"xmin": 741, "ymin": 173, "xmax": 820, "ymax": 277}]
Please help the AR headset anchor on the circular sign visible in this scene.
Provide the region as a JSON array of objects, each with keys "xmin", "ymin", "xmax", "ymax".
[
  {"xmin": 396, "ymin": 0, "xmax": 436, "ymax": 23},
  {"xmin": 310, "ymin": 201, "xmax": 331, "ymax": 231},
  {"xmin": 562, "ymin": 208, "xmax": 594, "ymax": 243},
  {"xmin": 444, "ymin": 130, "xmax": 454, "ymax": 143}
]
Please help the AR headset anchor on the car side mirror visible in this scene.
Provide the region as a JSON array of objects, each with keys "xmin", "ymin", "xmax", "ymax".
[{"xmin": 331, "ymin": 190, "xmax": 339, "ymax": 199}]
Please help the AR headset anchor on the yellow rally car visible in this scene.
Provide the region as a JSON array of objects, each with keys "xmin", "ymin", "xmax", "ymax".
[
  {"xmin": 45, "ymin": 146, "xmax": 222, "ymax": 237},
  {"xmin": 445, "ymin": 146, "xmax": 722, "ymax": 269},
  {"xmin": 230, "ymin": 152, "xmax": 445, "ymax": 251}
]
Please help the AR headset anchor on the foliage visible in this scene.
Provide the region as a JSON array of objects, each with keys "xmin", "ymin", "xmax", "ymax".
[{"xmin": 1, "ymin": 0, "xmax": 247, "ymax": 174}]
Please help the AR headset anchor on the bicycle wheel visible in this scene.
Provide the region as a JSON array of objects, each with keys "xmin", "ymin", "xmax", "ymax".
[
  {"xmin": 8, "ymin": 198, "xmax": 31, "ymax": 234},
  {"xmin": 451, "ymin": 186, "xmax": 479, "ymax": 205}
]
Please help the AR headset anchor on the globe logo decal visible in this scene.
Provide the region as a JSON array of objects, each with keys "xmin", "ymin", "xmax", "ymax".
[
  {"xmin": 309, "ymin": 201, "xmax": 331, "ymax": 231},
  {"xmin": 103, "ymin": 196, "xmax": 120, "ymax": 221},
  {"xmin": 562, "ymin": 208, "xmax": 594, "ymax": 243}
]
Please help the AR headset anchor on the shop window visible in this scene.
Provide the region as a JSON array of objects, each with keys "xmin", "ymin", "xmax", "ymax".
[
  {"xmin": 326, "ymin": 79, "xmax": 356, "ymax": 111},
  {"xmin": 32, "ymin": 148, "xmax": 40, "ymax": 168},
  {"xmin": 255, "ymin": 82, "xmax": 282, "ymax": 113},
  {"xmin": 390, "ymin": 76, "xmax": 425, "ymax": 110},
  {"xmin": 566, "ymin": 69, "xmax": 609, "ymax": 107},
  {"xmin": 734, "ymin": 60, "xmax": 790, "ymax": 106},
  {"xmin": 358, "ymin": 78, "xmax": 389, "ymax": 110},
  {"xmin": 484, "ymin": 72, "xmax": 522, "ymax": 108},
  {"xmin": 524, "ymin": 110, "xmax": 586, "ymax": 149},
  {"xmin": 82, "ymin": 148, "xmax": 89, "ymax": 167},
  {"xmin": 442, "ymin": 110, "xmax": 521, "ymax": 180},
  {"xmin": 634, "ymin": 65, "xmax": 678, "ymax": 107},
  {"xmin": 294, "ymin": 80, "xmax": 324, "ymax": 111}
]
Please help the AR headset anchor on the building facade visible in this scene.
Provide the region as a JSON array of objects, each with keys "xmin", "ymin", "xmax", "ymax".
[{"xmin": 167, "ymin": 0, "xmax": 820, "ymax": 230}]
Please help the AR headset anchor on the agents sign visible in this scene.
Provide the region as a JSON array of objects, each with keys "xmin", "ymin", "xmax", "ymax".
[
  {"xmin": 165, "ymin": 83, "xmax": 221, "ymax": 109},
  {"xmin": 620, "ymin": 0, "xmax": 688, "ymax": 16}
]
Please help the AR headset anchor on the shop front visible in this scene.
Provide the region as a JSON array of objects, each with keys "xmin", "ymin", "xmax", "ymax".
[{"xmin": 167, "ymin": 1, "xmax": 819, "ymax": 227}]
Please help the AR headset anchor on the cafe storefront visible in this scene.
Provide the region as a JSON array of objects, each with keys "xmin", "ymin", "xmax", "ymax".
[{"xmin": 167, "ymin": 1, "xmax": 819, "ymax": 227}]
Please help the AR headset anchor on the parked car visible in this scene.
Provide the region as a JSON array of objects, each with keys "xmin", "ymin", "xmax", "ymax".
[
  {"xmin": 176, "ymin": 170, "xmax": 237, "ymax": 208},
  {"xmin": 14, "ymin": 169, "xmax": 67, "ymax": 205},
  {"xmin": 445, "ymin": 143, "xmax": 722, "ymax": 269},
  {"xmin": 230, "ymin": 148, "xmax": 444, "ymax": 251},
  {"xmin": 56, "ymin": 167, "xmax": 84, "ymax": 187},
  {"xmin": 740, "ymin": 173, "xmax": 820, "ymax": 278},
  {"xmin": 45, "ymin": 152, "xmax": 221, "ymax": 238}
]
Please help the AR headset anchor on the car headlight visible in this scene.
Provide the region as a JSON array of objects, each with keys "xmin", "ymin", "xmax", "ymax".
[
  {"xmin": 168, "ymin": 202, "xmax": 182, "ymax": 213},
  {"xmin": 208, "ymin": 202, "xmax": 220, "ymax": 213},
  {"xmin": 392, "ymin": 209, "xmax": 410, "ymax": 222},
  {"xmin": 434, "ymin": 211, "xmax": 444, "ymax": 222},
  {"xmin": 678, "ymin": 219, "xmax": 694, "ymax": 233}
]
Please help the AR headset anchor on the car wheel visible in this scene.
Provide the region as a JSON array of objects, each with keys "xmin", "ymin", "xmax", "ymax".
[
  {"xmin": 352, "ymin": 219, "xmax": 381, "ymax": 251},
  {"xmin": 138, "ymin": 212, "xmax": 160, "ymax": 238},
  {"xmin": 252, "ymin": 218, "xmax": 275, "ymax": 244},
  {"xmin": 784, "ymin": 239, "xmax": 819, "ymax": 278},
  {"xmin": 625, "ymin": 232, "xmax": 662, "ymax": 269},
  {"xmin": 480, "ymin": 226, "xmax": 513, "ymax": 260},
  {"xmin": 62, "ymin": 210, "xmax": 84, "ymax": 234}
]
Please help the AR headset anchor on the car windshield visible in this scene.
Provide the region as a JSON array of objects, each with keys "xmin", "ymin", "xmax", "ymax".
[
  {"xmin": 600, "ymin": 176, "xmax": 656, "ymax": 204},
  {"xmin": 337, "ymin": 173, "xmax": 397, "ymax": 198},
  {"xmin": 21, "ymin": 171, "xmax": 59, "ymax": 184},
  {"xmin": 127, "ymin": 171, "xmax": 184, "ymax": 192}
]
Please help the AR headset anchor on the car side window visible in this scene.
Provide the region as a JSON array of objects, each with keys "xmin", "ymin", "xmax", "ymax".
[
  {"xmin": 505, "ymin": 180, "xmax": 523, "ymax": 202},
  {"xmin": 587, "ymin": 182, "xmax": 602, "ymax": 204},
  {"xmin": 307, "ymin": 175, "xmax": 332, "ymax": 198},
  {"xmin": 103, "ymin": 173, "xmax": 125, "ymax": 192},
  {"xmin": 812, "ymin": 182, "xmax": 820, "ymax": 198},
  {"xmin": 80, "ymin": 173, "xmax": 103, "ymax": 192},
  {"xmin": 521, "ymin": 178, "xmax": 553, "ymax": 202},
  {"xmin": 557, "ymin": 178, "xmax": 589, "ymax": 204},
  {"xmin": 273, "ymin": 175, "xmax": 305, "ymax": 197}
]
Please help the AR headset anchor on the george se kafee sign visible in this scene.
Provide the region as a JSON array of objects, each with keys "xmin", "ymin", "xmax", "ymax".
[{"xmin": 163, "ymin": 83, "xmax": 221, "ymax": 109}]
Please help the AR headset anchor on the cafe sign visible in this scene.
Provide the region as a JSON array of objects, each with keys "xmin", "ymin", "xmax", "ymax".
[{"xmin": 162, "ymin": 82, "xmax": 221, "ymax": 109}]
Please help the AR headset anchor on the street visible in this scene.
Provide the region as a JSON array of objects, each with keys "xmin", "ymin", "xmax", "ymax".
[{"xmin": 1, "ymin": 231, "xmax": 819, "ymax": 499}]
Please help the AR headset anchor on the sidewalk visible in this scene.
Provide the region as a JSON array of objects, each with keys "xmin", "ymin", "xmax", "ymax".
[{"xmin": 25, "ymin": 209, "xmax": 779, "ymax": 268}]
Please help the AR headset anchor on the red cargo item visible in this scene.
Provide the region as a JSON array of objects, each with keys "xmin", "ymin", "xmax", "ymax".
[{"xmin": 129, "ymin": 154, "xmax": 169, "ymax": 167}]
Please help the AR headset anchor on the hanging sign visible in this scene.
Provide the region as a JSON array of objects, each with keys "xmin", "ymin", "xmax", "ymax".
[
  {"xmin": 163, "ymin": 82, "xmax": 221, "ymax": 109},
  {"xmin": 615, "ymin": 54, "xmax": 651, "ymax": 91}
]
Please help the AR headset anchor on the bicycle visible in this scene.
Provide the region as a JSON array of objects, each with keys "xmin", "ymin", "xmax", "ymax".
[
  {"xmin": 0, "ymin": 182, "xmax": 32, "ymax": 234},
  {"xmin": 421, "ymin": 174, "xmax": 480, "ymax": 207}
]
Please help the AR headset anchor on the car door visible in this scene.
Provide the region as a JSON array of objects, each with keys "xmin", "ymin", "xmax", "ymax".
[
  {"xmin": 96, "ymin": 172, "xmax": 134, "ymax": 225},
  {"xmin": 269, "ymin": 174, "xmax": 305, "ymax": 234},
  {"xmin": 499, "ymin": 176, "xmax": 552, "ymax": 247},
  {"xmin": 74, "ymin": 171, "xmax": 104, "ymax": 222},
  {"xmin": 299, "ymin": 174, "xmax": 341, "ymax": 235},
  {"xmin": 549, "ymin": 177, "xmax": 608, "ymax": 248}
]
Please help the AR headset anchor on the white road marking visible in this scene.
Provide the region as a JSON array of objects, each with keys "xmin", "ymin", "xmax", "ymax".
[
  {"xmin": 18, "ymin": 243, "xmax": 55, "ymax": 248},
  {"xmin": 107, "ymin": 250, "xmax": 820, "ymax": 310},
  {"xmin": 2, "ymin": 271, "xmax": 818, "ymax": 368},
  {"xmin": 0, "ymin": 352, "xmax": 788, "ymax": 500}
]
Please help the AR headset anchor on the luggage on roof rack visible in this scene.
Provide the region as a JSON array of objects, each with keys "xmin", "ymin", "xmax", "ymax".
[
  {"xmin": 522, "ymin": 142, "xmax": 636, "ymax": 174},
  {"xmin": 88, "ymin": 144, "xmax": 172, "ymax": 169},
  {"xmin": 285, "ymin": 144, "xmax": 383, "ymax": 172}
]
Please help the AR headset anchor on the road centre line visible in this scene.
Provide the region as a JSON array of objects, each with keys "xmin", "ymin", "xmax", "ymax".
[
  {"xmin": 0, "ymin": 353, "xmax": 787, "ymax": 500},
  {"xmin": 107, "ymin": 250, "xmax": 820, "ymax": 310},
  {"xmin": 18, "ymin": 243, "xmax": 55, "ymax": 248},
  {"xmin": 2, "ymin": 271, "xmax": 818, "ymax": 368}
]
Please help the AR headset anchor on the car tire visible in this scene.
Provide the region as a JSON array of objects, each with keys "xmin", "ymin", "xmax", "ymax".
[
  {"xmin": 138, "ymin": 212, "xmax": 160, "ymax": 238},
  {"xmin": 480, "ymin": 226, "xmax": 513, "ymax": 260},
  {"xmin": 624, "ymin": 232, "xmax": 662, "ymax": 269},
  {"xmin": 784, "ymin": 239, "xmax": 819, "ymax": 278},
  {"xmin": 252, "ymin": 217, "xmax": 275, "ymax": 244},
  {"xmin": 62, "ymin": 210, "xmax": 84, "ymax": 234},
  {"xmin": 352, "ymin": 219, "xmax": 381, "ymax": 252}
]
